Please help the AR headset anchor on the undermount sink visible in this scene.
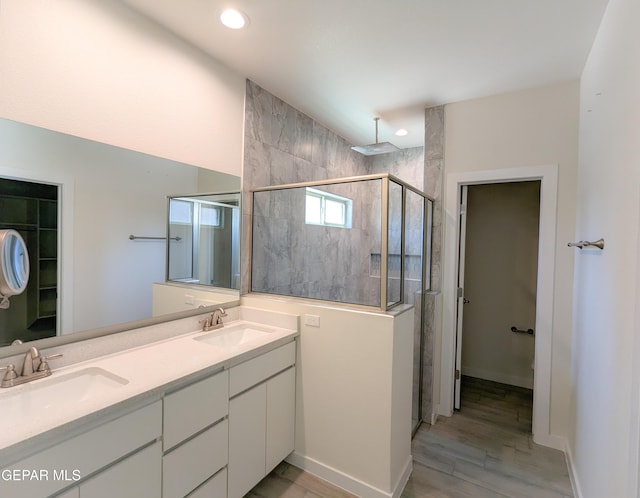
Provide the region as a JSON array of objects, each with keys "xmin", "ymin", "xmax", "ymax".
[
  {"xmin": 194, "ymin": 323, "xmax": 276, "ymax": 350},
  {"xmin": 0, "ymin": 367, "xmax": 129, "ymax": 422}
]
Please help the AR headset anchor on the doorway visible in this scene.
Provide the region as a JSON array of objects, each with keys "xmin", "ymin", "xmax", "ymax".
[
  {"xmin": 440, "ymin": 165, "xmax": 561, "ymax": 450},
  {"xmin": 0, "ymin": 177, "xmax": 59, "ymax": 344},
  {"xmin": 455, "ymin": 182, "xmax": 540, "ymax": 417}
]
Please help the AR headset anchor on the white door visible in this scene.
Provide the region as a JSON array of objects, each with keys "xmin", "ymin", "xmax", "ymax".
[{"xmin": 454, "ymin": 185, "xmax": 468, "ymax": 410}]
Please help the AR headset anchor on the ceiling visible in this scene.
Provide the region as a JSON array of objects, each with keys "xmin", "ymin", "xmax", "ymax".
[{"xmin": 121, "ymin": 0, "xmax": 609, "ymax": 150}]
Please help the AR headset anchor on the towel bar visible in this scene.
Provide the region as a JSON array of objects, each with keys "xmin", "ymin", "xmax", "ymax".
[
  {"xmin": 129, "ymin": 235, "xmax": 182, "ymax": 241},
  {"xmin": 567, "ymin": 238, "xmax": 604, "ymax": 250}
]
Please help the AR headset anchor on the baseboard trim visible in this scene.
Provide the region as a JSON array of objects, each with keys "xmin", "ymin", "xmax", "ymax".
[
  {"xmin": 564, "ymin": 440, "xmax": 584, "ymax": 498},
  {"xmin": 286, "ymin": 452, "xmax": 412, "ymax": 498},
  {"xmin": 461, "ymin": 366, "xmax": 534, "ymax": 390},
  {"xmin": 391, "ymin": 456, "xmax": 413, "ymax": 498},
  {"xmin": 532, "ymin": 432, "xmax": 565, "ymax": 451}
]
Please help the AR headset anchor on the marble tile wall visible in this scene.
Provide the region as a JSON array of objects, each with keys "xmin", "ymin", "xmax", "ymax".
[
  {"xmin": 251, "ymin": 181, "xmax": 382, "ymax": 306},
  {"xmin": 423, "ymin": 106, "xmax": 445, "ymax": 422},
  {"xmin": 242, "ymin": 80, "xmax": 370, "ymax": 296}
]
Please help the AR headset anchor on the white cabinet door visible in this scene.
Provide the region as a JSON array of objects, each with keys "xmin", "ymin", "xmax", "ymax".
[
  {"xmin": 79, "ymin": 441, "xmax": 162, "ymax": 498},
  {"xmin": 266, "ymin": 367, "xmax": 296, "ymax": 473},
  {"xmin": 228, "ymin": 383, "xmax": 267, "ymax": 498}
]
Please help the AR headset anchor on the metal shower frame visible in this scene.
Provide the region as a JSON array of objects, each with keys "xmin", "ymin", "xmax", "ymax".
[{"xmin": 248, "ymin": 173, "xmax": 435, "ymax": 312}]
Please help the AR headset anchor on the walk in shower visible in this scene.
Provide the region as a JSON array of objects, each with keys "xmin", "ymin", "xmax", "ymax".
[{"xmin": 250, "ymin": 174, "xmax": 433, "ymax": 430}]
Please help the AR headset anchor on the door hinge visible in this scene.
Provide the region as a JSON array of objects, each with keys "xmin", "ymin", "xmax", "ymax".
[
  {"xmin": 457, "ymin": 287, "xmax": 463, "ymax": 298},
  {"xmin": 460, "ymin": 204, "xmax": 466, "ymax": 215},
  {"xmin": 455, "ymin": 369, "xmax": 461, "ymax": 380}
]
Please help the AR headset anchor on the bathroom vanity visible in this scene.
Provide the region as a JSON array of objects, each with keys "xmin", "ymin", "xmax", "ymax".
[{"xmin": 0, "ymin": 308, "xmax": 298, "ymax": 498}]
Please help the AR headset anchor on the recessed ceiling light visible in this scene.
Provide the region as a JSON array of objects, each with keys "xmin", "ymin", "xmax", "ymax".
[
  {"xmin": 220, "ymin": 8, "xmax": 248, "ymax": 29},
  {"xmin": 395, "ymin": 128, "xmax": 409, "ymax": 137}
]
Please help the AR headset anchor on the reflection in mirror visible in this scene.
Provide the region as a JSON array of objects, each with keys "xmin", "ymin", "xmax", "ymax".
[
  {"xmin": 167, "ymin": 193, "xmax": 241, "ymax": 289},
  {"xmin": 0, "ymin": 118, "xmax": 240, "ymax": 351},
  {"xmin": 0, "ymin": 229, "xmax": 30, "ymax": 309},
  {"xmin": 0, "ymin": 178, "xmax": 57, "ymax": 343}
]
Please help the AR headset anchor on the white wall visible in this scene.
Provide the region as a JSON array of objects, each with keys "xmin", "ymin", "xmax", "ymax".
[
  {"xmin": 241, "ymin": 295, "xmax": 413, "ymax": 498},
  {"xmin": 570, "ymin": 0, "xmax": 640, "ymax": 495},
  {"xmin": 441, "ymin": 81, "xmax": 579, "ymax": 438},
  {"xmin": 0, "ymin": 0, "xmax": 245, "ymax": 177}
]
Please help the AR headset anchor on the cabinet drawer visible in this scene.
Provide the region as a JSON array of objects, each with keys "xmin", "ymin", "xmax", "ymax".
[
  {"xmin": 162, "ymin": 419, "xmax": 228, "ymax": 498},
  {"xmin": 0, "ymin": 401, "xmax": 162, "ymax": 498},
  {"xmin": 163, "ymin": 370, "xmax": 228, "ymax": 450},
  {"xmin": 79, "ymin": 441, "xmax": 161, "ymax": 498},
  {"xmin": 229, "ymin": 341, "xmax": 295, "ymax": 397},
  {"xmin": 187, "ymin": 468, "xmax": 227, "ymax": 498}
]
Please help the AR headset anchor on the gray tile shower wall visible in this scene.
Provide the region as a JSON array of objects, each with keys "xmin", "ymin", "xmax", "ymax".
[
  {"xmin": 242, "ymin": 80, "xmax": 369, "ymax": 295},
  {"xmin": 422, "ymin": 105, "xmax": 445, "ymax": 422},
  {"xmin": 251, "ymin": 180, "xmax": 383, "ymax": 305}
]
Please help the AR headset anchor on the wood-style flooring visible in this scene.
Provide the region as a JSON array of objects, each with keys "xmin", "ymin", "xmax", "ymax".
[{"xmin": 247, "ymin": 376, "xmax": 574, "ymax": 497}]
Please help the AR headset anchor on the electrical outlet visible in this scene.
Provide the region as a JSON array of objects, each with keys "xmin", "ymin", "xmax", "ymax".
[{"xmin": 304, "ymin": 314, "xmax": 320, "ymax": 327}]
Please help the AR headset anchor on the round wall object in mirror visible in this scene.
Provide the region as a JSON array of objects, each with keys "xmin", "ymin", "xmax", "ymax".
[{"xmin": 0, "ymin": 229, "xmax": 30, "ymax": 309}]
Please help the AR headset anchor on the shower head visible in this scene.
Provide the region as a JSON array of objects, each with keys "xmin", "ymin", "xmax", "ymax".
[{"xmin": 351, "ymin": 117, "xmax": 399, "ymax": 156}]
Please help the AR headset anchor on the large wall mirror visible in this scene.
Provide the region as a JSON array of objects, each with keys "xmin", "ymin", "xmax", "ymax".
[{"xmin": 0, "ymin": 118, "xmax": 241, "ymax": 354}]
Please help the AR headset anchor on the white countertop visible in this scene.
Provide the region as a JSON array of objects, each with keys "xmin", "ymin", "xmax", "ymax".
[{"xmin": 0, "ymin": 316, "xmax": 298, "ymax": 462}]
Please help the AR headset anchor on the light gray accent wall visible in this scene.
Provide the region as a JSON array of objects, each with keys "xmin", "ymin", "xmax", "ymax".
[
  {"xmin": 369, "ymin": 146, "xmax": 425, "ymax": 190},
  {"xmin": 423, "ymin": 105, "xmax": 445, "ymax": 422}
]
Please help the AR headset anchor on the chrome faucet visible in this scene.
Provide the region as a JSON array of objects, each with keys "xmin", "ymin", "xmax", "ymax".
[
  {"xmin": 199, "ymin": 307, "xmax": 227, "ymax": 331},
  {"xmin": 211, "ymin": 308, "xmax": 227, "ymax": 325},
  {"xmin": 0, "ymin": 348, "xmax": 63, "ymax": 388}
]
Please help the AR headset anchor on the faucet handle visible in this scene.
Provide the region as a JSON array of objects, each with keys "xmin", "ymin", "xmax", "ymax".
[
  {"xmin": 199, "ymin": 317, "xmax": 212, "ymax": 331},
  {"xmin": 1, "ymin": 364, "xmax": 19, "ymax": 387},
  {"xmin": 0, "ymin": 364, "xmax": 18, "ymax": 381},
  {"xmin": 37, "ymin": 353, "xmax": 63, "ymax": 373}
]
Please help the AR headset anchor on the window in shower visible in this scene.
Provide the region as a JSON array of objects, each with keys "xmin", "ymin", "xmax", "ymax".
[{"xmin": 305, "ymin": 187, "xmax": 352, "ymax": 228}]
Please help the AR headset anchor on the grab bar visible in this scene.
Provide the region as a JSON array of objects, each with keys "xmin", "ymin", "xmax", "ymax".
[
  {"xmin": 129, "ymin": 235, "xmax": 182, "ymax": 241},
  {"xmin": 511, "ymin": 326, "xmax": 534, "ymax": 335}
]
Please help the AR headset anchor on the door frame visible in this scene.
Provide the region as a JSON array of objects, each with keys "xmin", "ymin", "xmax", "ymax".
[
  {"xmin": 453, "ymin": 184, "xmax": 469, "ymax": 409},
  {"xmin": 439, "ymin": 164, "xmax": 562, "ymax": 450}
]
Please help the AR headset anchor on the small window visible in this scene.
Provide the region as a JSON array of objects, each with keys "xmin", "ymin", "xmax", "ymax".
[
  {"xmin": 305, "ymin": 188, "xmax": 352, "ymax": 228},
  {"xmin": 169, "ymin": 199, "xmax": 193, "ymax": 224},
  {"xmin": 201, "ymin": 205, "xmax": 222, "ymax": 227}
]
